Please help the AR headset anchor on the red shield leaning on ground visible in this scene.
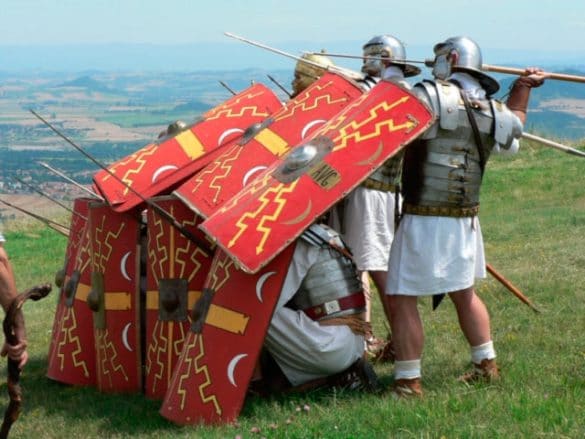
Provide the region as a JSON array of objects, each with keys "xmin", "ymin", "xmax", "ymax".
[
  {"xmin": 87, "ymin": 202, "xmax": 142, "ymax": 393},
  {"xmin": 47, "ymin": 197, "xmax": 97, "ymax": 387},
  {"xmin": 144, "ymin": 196, "xmax": 214, "ymax": 399},
  {"xmin": 173, "ymin": 72, "xmax": 363, "ymax": 219},
  {"xmin": 93, "ymin": 83, "xmax": 283, "ymax": 212},
  {"xmin": 200, "ymin": 80, "xmax": 434, "ymax": 273},
  {"xmin": 159, "ymin": 246, "xmax": 295, "ymax": 425}
]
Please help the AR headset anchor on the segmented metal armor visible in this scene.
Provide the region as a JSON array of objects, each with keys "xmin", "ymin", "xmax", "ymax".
[
  {"xmin": 289, "ymin": 224, "xmax": 365, "ymax": 321},
  {"xmin": 402, "ymin": 80, "xmax": 522, "ymax": 216}
]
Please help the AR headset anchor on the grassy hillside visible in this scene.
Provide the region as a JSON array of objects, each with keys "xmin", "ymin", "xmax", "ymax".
[{"xmin": 1, "ymin": 138, "xmax": 584, "ymax": 438}]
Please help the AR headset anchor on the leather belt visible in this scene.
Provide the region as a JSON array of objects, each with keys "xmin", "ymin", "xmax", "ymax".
[
  {"xmin": 362, "ymin": 178, "xmax": 396, "ymax": 193},
  {"xmin": 303, "ymin": 291, "xmax": 365, "ymax": 321},
  {"xmin": 402, "ymin": 203, "xmax": 479, "ymax": 218}
]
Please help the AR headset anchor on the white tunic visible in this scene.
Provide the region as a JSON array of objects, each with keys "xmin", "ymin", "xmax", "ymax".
[
  {"xmin": 264, "ymin": 239, "xmax": 364, "ymax": 386},
  {"xmin": 341, "ymin": 186, "xmax": 397, "ymax": 271},
  {"xmin": 387, "ymin": 215, "xmax": 486, "ymax": 295}
]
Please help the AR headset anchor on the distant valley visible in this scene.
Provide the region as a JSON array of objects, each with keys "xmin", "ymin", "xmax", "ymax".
[{"xmin": 1, "ymin": 67, "xmax": 584, "ymax": 220}]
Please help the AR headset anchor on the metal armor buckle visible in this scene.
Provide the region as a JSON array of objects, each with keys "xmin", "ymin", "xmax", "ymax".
[{"xmin": 323, "ymin": 300, "xmax": 342, "ymax": 315}]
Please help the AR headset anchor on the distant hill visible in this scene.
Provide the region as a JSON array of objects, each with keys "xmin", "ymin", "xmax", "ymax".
[
  {"xmin": 57, "ymin": 75, "xmax": 115, "ymax": 93},
  {"xmin": 173, "ymin": 100, "xmax": 211, "ymax": 112}
]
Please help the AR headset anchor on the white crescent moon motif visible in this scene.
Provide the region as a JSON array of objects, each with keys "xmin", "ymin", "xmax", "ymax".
[
  {"xmin": 301, "ymin": 119, "xmax": 326, "ymax": 139},
  {"xmin": 122, "ymin": 323, "xmax": 133, "ymax": 351},
  {"xmin": 256, "ymin": 271, "xmax": 276, "ymax": 303},
  {"xmin": 227, "ymin": 353, "xmax": 248, "ymax": 387},
  {"xmin": 152, "ymin": 165, "xmax": 178, "ymax": 183},
  {"xmin": 120, "ymin": 251, "xmax": 132, "ymax": 281},
  {"xmin": 218, "ymin": 128, "xmax": 244, "ymax": 146},
  {"xmin": 242, "ymin": 166, "xmax": 268, "ymax": 187}
]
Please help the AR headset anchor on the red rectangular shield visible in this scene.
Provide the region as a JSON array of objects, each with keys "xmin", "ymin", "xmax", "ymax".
[
  {"xmin": 93, "ymin": 83, "xmax": 283, "ymax": 212},
  {"xmin": 200, "ymin": 80, "xmax": 434, "ymax": 273},
  {"xmin": 144, "ymin": 196, "xmax": 214, "ymax": 399},
  {"xmin": 88, "ymin": 202, "xmax": 143, "ymax": 393},
  {"xmin": 159, "ymin": 246, "xmax": 295, "ymax": 425},
  {"xmin": 174, "ymin": 72, "xmax": 363, "ymax": 218},
  {"xmin": 47, "ymin": 197, "xmax": 97, "ymax": 387}
]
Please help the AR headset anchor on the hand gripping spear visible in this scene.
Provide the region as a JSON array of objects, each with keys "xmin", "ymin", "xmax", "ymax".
[
  {"xmin": 0, "ymin": 284, "xmax": 52, "ymax": 439},
  {"xmin": 29, "ymin": 109, "xmax": 213, "ymax": 256}
]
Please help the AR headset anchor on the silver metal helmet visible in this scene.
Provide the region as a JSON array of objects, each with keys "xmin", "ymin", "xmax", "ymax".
[
  {"xmin": 432, "ymin": 36, "xmax": 499, "ymax": 95},
  {"xmin": 362, "ymin": 35, "xmax": 420, "ymax": 78}
]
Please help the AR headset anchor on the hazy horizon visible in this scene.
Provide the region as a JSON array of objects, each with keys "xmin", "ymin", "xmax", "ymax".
[
  {"xmin": 2, "ymin": 0, "xmax": 584, "ymax": 72},
  {"xmin": 2, "ymin": 41, "xmax": 585, "ymax": 73}
]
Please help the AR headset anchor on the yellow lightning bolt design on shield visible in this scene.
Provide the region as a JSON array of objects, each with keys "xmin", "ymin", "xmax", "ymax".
[
  {"xmin": 146, "ymin": 319, "xmax": 167, "ymax": 392},
  {"xmin": 176, "ymin": 334, "xmax": 221, "ymax": 415},
  {"xmin": 174, "ymin": 215, "xmax": 206, "ymax": 281},
  {"xmin": 275, "ymin": 86, "xmax": 348, "ymax": 122},
  {"xmin": 204, "ymin": 90, "xmax": 270, "ymax": 120},
  {"xmin": 315, "ymin": 93, "xmax": 370, "ymax": 136},
  {"xmin": 55, "ymin": 307, "xmax": 89, "ymax": 377},
  {"xmin": 100, "ymin": 144, "xmax": 158, "ymax": 195},
  {"xmin": 207, "ymin": 147, "xmax": 244, "ymax": 203},
  {"xmin": 227, "ymin": 180, "xmax": 298, "ymax": 253},
  {"xmin": 96, "ymin": 329, "xmax": 128, "ymax": 388},
  {"xmin": 93, "ymin": 216, "xmax": 125, "ymax": 273},
  {"xmin": 148, "ymin": 213, "xmax": 167, "ymax": 284},
  {"xmin": 333, "ymin": 97, "xmax": 415, "ymax": 150},
  {"xmin": 74, "ymin": 229, "xmax": 92, "ymax": 275}
]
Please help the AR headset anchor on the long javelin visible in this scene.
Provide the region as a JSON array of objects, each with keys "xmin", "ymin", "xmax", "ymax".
[
  {"xmin": 521, "ymin": 132, "xmax": 585, "ymax": 158},
  {"xmin": 224, "ymin": 32, "xmax": 364, "ymax": 81},
  {"xmin": 0, "ymin": 197, "xmax": 69, "ymax": 237},
  {"xmin": 30, "ymin": 109, "xmax": 213, "ymax": 255},
  {"xmin": 38, "ymin": 161, "xmax": 104, "ymax": 200}
]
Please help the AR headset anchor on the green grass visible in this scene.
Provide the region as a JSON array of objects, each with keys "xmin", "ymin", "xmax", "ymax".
[{"xmin": 1, "ymin": 140, "xmax": 585, "ymax": 438}]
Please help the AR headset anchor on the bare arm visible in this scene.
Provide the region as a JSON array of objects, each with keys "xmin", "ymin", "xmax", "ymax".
[{"xmin": 0, "ymin": 245, "xmax": 28, "ymax": 369}]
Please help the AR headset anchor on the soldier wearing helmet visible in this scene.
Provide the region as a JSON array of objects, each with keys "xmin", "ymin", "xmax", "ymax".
[
  {"xmin": 249, "ymin": 223, "xmax": 379, "ymax": 395},
  {"xmin": 384, "ymin": 36, "xmax": 546, "ymax": 397},
  {"xmin": 290, "ymin": 51, "xmax": 334, "ymax": 98},
  {"xmin": 330, "ymin": 35, "xmax": 419, "ymax": 361},
  {"xmin": 361, "ymin": 34, "xmax": 420, "ymax": 81}
]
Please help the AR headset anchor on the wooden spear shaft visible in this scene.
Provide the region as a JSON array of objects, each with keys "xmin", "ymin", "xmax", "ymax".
[
  {"xmin": 482, "ymin": 64, "xmax": 585, "ymax": 84},
  {"xmin": 486, "ymin": 263, "xmax": 540, "ymax": 313},
  {"xmin": 521, "ymin": 132, "xmax": 585, "ymax": 158}
]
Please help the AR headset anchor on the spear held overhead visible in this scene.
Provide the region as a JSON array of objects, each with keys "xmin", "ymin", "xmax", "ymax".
[
  {"xmin": 304, "ymin": 51, "xmax": 424, "ymax": 65},
  {"xmin": 224, "ymin": 32, "xmax": 363, "ymax": 80},
  {"xmin": 305, "ymin": 50, "xmax": 585, "ymax": 84},
  {"xmin": 482, "ymin": 64, "xmax": 585, "ymax": 84}
]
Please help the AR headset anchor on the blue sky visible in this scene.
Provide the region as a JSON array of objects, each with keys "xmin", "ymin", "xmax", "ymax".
[{"xmin": 2, "ymin": 0, "xmax": 584, "ymax": 70}]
